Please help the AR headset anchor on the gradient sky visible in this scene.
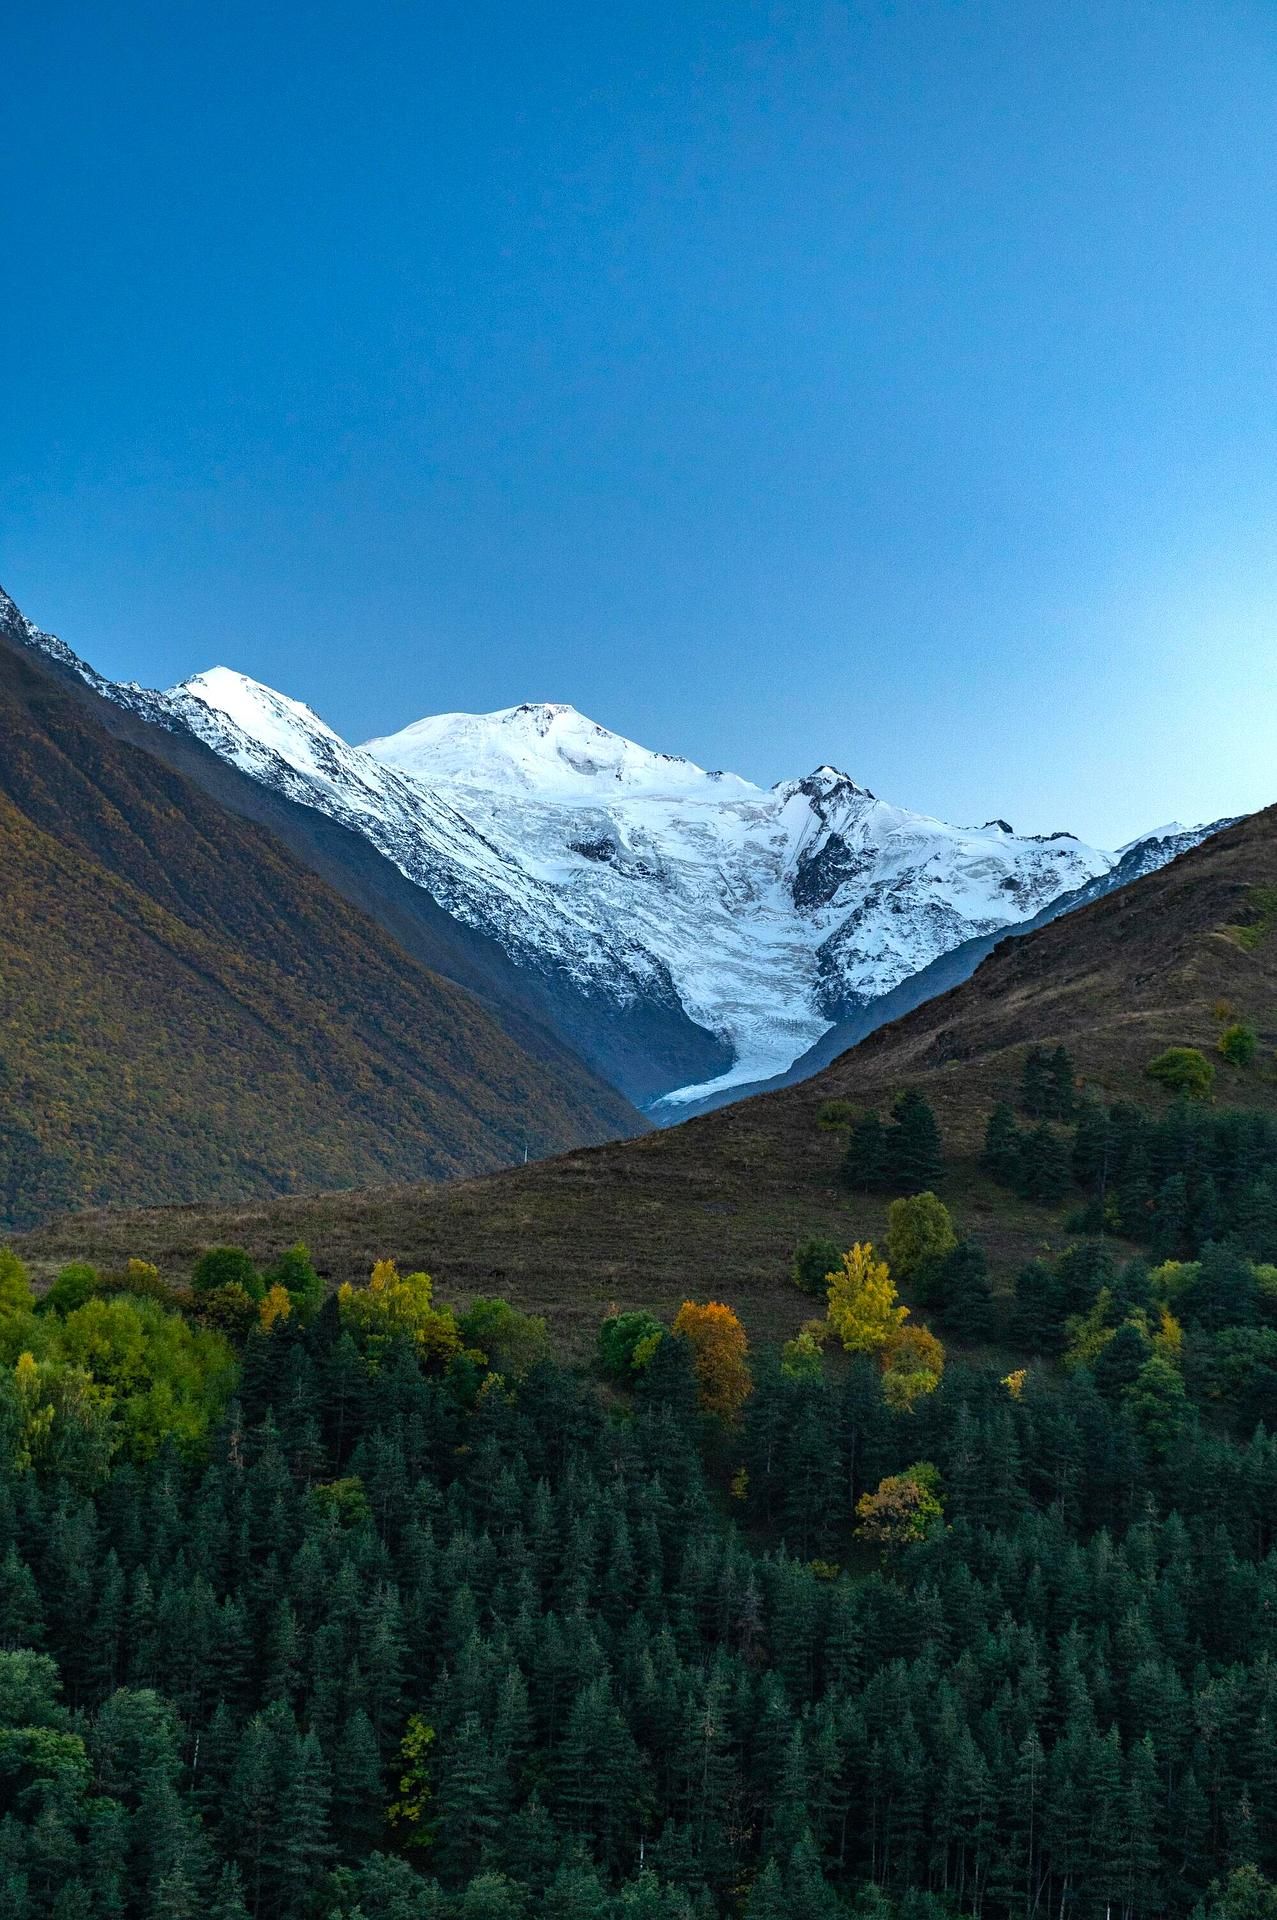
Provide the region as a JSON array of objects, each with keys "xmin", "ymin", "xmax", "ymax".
[{"xmin": 5, "ymin": 0, "xmax": 1277, "ymax": 848}]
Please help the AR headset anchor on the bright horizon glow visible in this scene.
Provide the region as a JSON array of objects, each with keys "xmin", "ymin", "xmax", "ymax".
[{"xmin": 4, "ymin": 0, "xmax": 1277, "ymax": 847}]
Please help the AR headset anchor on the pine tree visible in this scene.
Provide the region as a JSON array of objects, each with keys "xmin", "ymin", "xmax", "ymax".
[
  {"xmin": 332, "ymin": 1708, "xmax": 385, "ymax": 1860},
  {"xmin": 889, "ymin": 1091, "xmax": 943, "ymax": 1192},
  {"xmin": 935, "ymin": 1241, "xmax": 994, "ymax": 1340},
  {"xmin": 434, "ymin": 1713, "xmax": 501, "ymax": 1880},
  {"xmin": 742, "ymin": 1860, "xmax": 786, "ymax": 1918},
  {"xmin": 1018, "ymin": 1123, "xmax": 1072, "ymax": 1207},
  {"xmin": 279, "ymin": 1729, "xmax": 333, "ymax": 1916},
  {"xmin": 1049, "ymin": 1044, "xmax": 1078, "ymax": 1119},
  {"xmin": 1021, "ymin": 1047, "xmax": 1052, "ymax": 1118},
  {"xmin": 263, "ymin": 1598, "xmax": 302, "ymax": 1706},
  {"xmin": 982, "ymin": 1103, "xmax": 1022, "ymax": 1186},
  {"xmin": 1151, "ymin": 1173, "xmax": 1190, "ymax": 1259},
  {"xmin": 206, "ymin": 1863, "xmax": 251, "ymax": 1920},
  {"xmin": 1073, "ymin": 1097, "xmax": 1112, "ymax": 1191},
  {"xmin": 0, "ymin": 1548, "xmax": 45, "ymax": 1649},
  {"xmin": 842, "ymin": 1112, "xmax": 888, "ymax": 1191},
  {"xmin": 1014, "ymin": 1260, "xmax": 1063, "ymax": 1352}
]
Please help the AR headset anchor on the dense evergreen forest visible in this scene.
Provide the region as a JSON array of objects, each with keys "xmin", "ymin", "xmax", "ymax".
[{"xmin": 6, "ymin": 1065, "xmax": 1277, "ymax": 1920}]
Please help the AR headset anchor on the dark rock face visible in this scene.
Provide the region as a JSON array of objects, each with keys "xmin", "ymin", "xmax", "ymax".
[
  {"xmin": 568, "ymin": 835, "xmax": 618, "ymax": 863},
  {"xmin": 790, "ymin": 833, "xmax": 877, "ymax": 911}
]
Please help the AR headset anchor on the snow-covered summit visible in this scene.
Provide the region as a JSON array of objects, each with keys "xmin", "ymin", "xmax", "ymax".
[
  {"xmin": 175, "ymin": 668, "xmax": 349, "ymax": 771},
  {"xmin": 364, "ymin": 701, "xmax": 757, "ymax": 803},
  {"xmin": 166, "ymin": 678, "xmax": 1125, "ymax": 1102},
  {"xmin": 1119, "ymin": 821, "xmax": 1188, "ymax": 853}
]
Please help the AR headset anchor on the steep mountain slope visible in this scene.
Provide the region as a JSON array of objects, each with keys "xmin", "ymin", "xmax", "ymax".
[
  {"xmin": 0, "ymin": 589, "xmax": 713, "ymax": 1105},
  {"xmin": 12, "ymin": 586, "xmax": 1213, "ymax": 1112},
  {"xmin": 20, "ymin": 806, "xmax": 1274, "ymax": 1343},
  {"xmin": 0, "ymin": 627, "xmax": 641, "ymax": 1227}
]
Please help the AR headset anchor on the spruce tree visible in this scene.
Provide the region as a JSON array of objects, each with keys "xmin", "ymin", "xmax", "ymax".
[
  {"xmin": 207, "ymin": 1864, "xmax": 251, "ymax": 1920},
  {"xmin": 1072, "ymin": 1097, "xmax": 1112, "ymax": 1191},
  {"xmin": 1018, "ymin": 1123, "xmax": 1071, "ymax": 1207},
  {"xmin": 1014, "ymin": 1260, "xmax": 1063, "ymax": 1351},
  {"xmin": 982, "ymin": 1102, "xmax": 1022, "ymax": 1186},
  {"xmin": 889, "ymin": 1091, "xmax": 943, "ymax": 1193},
  {"xmin": 1048, "ymin": 1044, "xmax": 1077, "ymax": 1119},
  {"xmin": 842, "ymin": 1112, "xmax": 888, "ymax": 1191},
  {"xmin": 0, "ymin": 1548, "xmax": 45, "ymax": 1650},
  {"xmin": 279, "ymin": 1729, "xmax": 334, "ymax": 1917},
  {"xmin": 936, "ymin": 1241, "xmax": 995, "ymax": 1340},
  {"xmin": 332, "ymin": 1708, "xmax": 385, "ymax": 1861},
  {"xmin": 1021, "ymin": 1047, "xmax": 1052, "ymax": 1117}
]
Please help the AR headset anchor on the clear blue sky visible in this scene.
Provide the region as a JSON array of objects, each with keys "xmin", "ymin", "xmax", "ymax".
[{"xmin": 5, "ymin": 0, "xmax": 1276, "ymax": 847}]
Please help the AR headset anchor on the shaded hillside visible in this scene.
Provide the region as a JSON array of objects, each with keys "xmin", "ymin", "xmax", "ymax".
[
  {"xmin": 1, "ymin": 590, "xmax": 714, "ymax": 1106},
  {"xmin": 15, "ymin": 806, "xmax": 1276, "ymax": 1338},
  {"xmin": 0, "ymin": 638, "xmax": 640, "ymax": 1226}
]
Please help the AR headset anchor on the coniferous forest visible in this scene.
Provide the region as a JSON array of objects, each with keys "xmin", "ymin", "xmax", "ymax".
[{"xmin": 6, "ymin": 1072, "xmax": 1277, "ymax": 1920}]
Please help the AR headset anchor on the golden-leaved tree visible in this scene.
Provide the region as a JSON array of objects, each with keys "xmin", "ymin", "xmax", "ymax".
[
  {"xmin": 855, "ymin": 1461, "xmax": 944, "ymax": 1548},
  {"xmin": 826, "ymin": 1244, "xmax": 908, "ymax": 1354},
  {"xmin": 337, "ymin": 1259, "xmax": 461, "ymax": 1366},
  {"xmin": 672, "ymin": 1300, "xmax": 753, "ymax": 1421},
  {"xmin": 826, "ymin": 1242, "xmax": 945, "ymax": 1409}
]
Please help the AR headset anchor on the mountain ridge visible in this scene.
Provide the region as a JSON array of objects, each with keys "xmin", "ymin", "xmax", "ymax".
[{"xmin": 8, "ymin": 585, "xmax": 1222, "ymax": 1114}]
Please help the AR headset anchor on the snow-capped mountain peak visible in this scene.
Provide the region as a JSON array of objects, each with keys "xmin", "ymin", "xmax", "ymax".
[
  {"xmin": 175, "ymin": 667, "xmax": 346, "ymax": 760},
  {"xmin": 1118, "ymin": 821, "xmax": 1188, "ymax": 853},
  {"xmin": 364, "ymin": 701, "xmax": 758, "ymax": 803}
]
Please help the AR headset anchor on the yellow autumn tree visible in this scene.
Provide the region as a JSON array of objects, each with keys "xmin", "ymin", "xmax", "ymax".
[
  {"xmin": 259, "ymin": 1284, "xmax": 292, "ymax": 1332},
  {"xmin": 881, "ymin": 1322, "xmax": 946, "ymax": 1410},
  {"xmin": 672, "ymin": 1300, "xmax": 753, "ymax": 1421},
  {"xmin": 337, "ymin": 1259, "xmax": 461, "ymax": 1365},
  {"xmin": 826, "ymin": 1243, "xmax": 908, "ymax": 1355},
  {"xmin": 10, "ymin": 1350, "xmax": 114, "ymax": 1479},
  {"xmin": 855, "ymin": 1461, "xmax": 943, "ymax": 1547},
  {"xmin": 1153, "ymin": 1304, "xmax": 1184, "ymax": 1363}
]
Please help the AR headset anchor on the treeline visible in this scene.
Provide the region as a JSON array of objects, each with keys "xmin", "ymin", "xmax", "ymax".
[
  {"xmin": 5, "ymin": 1219, "xmax": 1277, "ymax": 1920},
  {"xmin": 980, "ymin": 1045, "xmax": 1277, "ymax": 1261}
]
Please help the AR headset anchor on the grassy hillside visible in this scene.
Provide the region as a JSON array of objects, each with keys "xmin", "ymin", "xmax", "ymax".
[
  {"xmin": 15, "ymin": 806, "xmax": 1276, "ymax": 1341},
  {"xmin": 0, "ymin": 639, "xmax": 640, "ymax": 1226}
]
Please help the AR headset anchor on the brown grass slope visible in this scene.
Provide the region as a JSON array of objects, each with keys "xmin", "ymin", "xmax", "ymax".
[
  {"xmin": 0, "ymin": 640, "xmax": 640, "ymax": 1226},
  {"xmin": 16, "ymin": 805, "xmax": 1277, "ymax": 1345},
  {"xmin": 1, "ymin": 589, "xmax": 725, "ymax": 1109}
]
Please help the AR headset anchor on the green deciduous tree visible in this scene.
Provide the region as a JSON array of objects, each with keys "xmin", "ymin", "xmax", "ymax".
[{"xmin": 1146, "ymin": 1047, "xmax": 1215, "ymax": 1100}]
